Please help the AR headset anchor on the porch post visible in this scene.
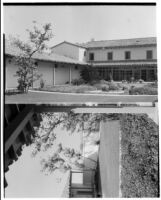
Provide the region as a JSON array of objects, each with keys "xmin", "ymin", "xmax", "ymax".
[
  {"xmin": 53, "ymin": 65, "xmax": 55, "ymax": 86},
  {"xmin": 139, "ymin": 69, "xmax": 141, "ymax": 79},
  {"xmin": 111, "ymin": 68, "xmax": 114, "ymax": 81},
  {"xmin": 146, "ymin": 69, "xmax": 148, "ymax": 81},
  {"xmin": 69, "ymin": 66, "xmax": 72, "ymax": 84},
  {"xmin": 132, "ymin": 67, "xmax": 134, "ymax": 78}
]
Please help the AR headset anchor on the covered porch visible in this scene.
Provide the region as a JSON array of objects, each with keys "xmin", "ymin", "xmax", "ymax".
[{"xmin": 93, "ymin": 62, "xmax": 157, "ymax": 82}]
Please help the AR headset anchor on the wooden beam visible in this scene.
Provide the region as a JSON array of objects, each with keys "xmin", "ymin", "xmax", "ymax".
[{"xmin": 5, "ymin": 105, "xmax": 34, "ymax": 153}]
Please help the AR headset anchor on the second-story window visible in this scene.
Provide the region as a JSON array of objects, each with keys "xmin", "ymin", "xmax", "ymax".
[
  {"xmin": 146, "ymin": 50, "xmax": 153, "ymax": 59},
  {"xmin": 89, "ymin": 53, "xmax": 94, "ymax": 61},
  {"xmin": 108, "ymin": 52, "xmax": 113, "ymax": 60},
  {"xmin": 125, "ymin": 51, "xmax": 131, "ymax": 60}
]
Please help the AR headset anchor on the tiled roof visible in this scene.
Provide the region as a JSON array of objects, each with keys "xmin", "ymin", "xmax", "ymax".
[
  {"xmin": 5, "ymin": 41, "xmax": 88, "ymax": 65},
  {"xmin": 92, "ymin": 61, "xmax": 157, "ymax": 67},
  {"xmin": 82, "ymin": 37, "xmax": 157, "ymax": 49}
]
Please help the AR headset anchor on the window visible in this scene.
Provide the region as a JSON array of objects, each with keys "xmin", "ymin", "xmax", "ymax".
[
  {"xmin": 146, "ymin": 50, "xmax": 153, "ymax": 59},
  {"xmin": 107, "ymin": 52, "xmax": 113, "ymax": 60},
  {"xmin": 125, "ymin": 51, "xmax": 131, "ymax": 60},
  {"xmin": 89, "ymin": 53, "xmax": 94, "ymax": 61},
  {"xmin": 84, "ymin": 51, "xmax": 86, "ymax": 56}
]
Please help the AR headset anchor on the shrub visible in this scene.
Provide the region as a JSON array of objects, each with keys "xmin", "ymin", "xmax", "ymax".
[
  {"xmin": 120, "ymin": 114, "xmax": 159, "ymax": 197},
  {"xmin": 94, "ymin": 83, "xmax": 107, "ymax": 90},
  {"xmin": 108, "ymin": 82, "xmax": 120, "ymax": 90},
  {"xmin": 75, "ymin": 85, "xmax": 96, "ymax": 93},
  {"xmin": 90, "ymin": 80, "xmax": 99, "ymax": 85},
  {"xmin": 122, "ymin": 86, "xmax": 129, "ymax": 91},
  {"xmin": 99, "ymin": 79, "xmax": 109, "ymax": 84},
  {"xmin": 130, "ymin": 77, "xmax": 135, "ymax": 83},
  {"xmin": 71, "ymin": 78, "xmax": 84, "ymax": 86},
  {"xmin": 129, "ymin": 86, "xmax": 158, "ymax": 95},
  {"xmin": 40, "ymin": 79, "xmax": 45, "ymax": 88},
  {"xmin": 146, "ymin": 81, "xmax": 158, "ymax": 88},
  {"xmin": 101, "ymin": 85, "xmax": 109, "ymax": 92},
  {"xmin": 122, "ymin": 80, "xmax": 127, "ymax": 83},
  {"xmin": 138, "ymin": 79, "xmax": 144, "ymax": 83}
]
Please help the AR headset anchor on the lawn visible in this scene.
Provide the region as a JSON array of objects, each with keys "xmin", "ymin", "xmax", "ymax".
[{"xmin": 5, "ymin": 90, "xmax": 158, "ymax": 104}]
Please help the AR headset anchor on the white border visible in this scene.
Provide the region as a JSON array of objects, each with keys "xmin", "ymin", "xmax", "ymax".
[{"xmin": 1, "ymin": 1, "xmax": 160, "ymax": 200}]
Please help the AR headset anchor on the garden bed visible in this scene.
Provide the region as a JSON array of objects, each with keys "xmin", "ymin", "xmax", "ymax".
[
  {"xmin": 33, "ymin": 84, "xmax": 97, "ymax": 93},
  {"xmin": 129, "ymin": 86, "xmax": 158, "ymax": 95},
  {"xmin": 120, "ymin": 114, "xmax": 159, "ymax": 197}
]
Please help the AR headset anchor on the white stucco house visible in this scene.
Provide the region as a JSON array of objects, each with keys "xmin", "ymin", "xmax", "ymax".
[{"xmin": 5, "ymin": 37, "xmax": 157, "ymax": 89}]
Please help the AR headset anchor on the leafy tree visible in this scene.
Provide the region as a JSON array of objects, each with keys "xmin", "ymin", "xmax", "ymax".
[
  {"xmin": 31, "ymin": 112, "xmax": 120, "ymax": 174},
  {"xmin": 12, "ymin": 22, "xmax": 53, "ymax": 93},
  {"xmin": 40, "ymin": 144, "xmax": 84, "ymax": 174},
  {"xmin": 32, "ymin": 112, "xmax": 119, "ymax": 156},
  {"xmin": 80, "ymin": 67, "xmax": 101, "ymax": 83}
]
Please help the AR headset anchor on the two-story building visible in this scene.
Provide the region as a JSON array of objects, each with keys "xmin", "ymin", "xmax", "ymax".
[
  {"xmin": 52, "ymin": 37, "xmax": 157, "ymax": 82},
  {"xmin": 5, "ymin": 37, "xmax": 157, "ymax": 89},
  {"xmin": 84, "ymin": 37, "xmax": 157, "ymax": 81}
]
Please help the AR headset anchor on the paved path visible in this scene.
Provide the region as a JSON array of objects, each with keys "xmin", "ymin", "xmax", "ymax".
[{"xmin": 5, "ymin": 91, "xmax": 158, "ymax": 104}]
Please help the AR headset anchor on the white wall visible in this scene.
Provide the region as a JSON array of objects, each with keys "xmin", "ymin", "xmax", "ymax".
[
  {"xmin": 52, "ymin": 43, "xmax": 79, "ymax": 60},
  {"xmin": 71, "ymin": 66, "xmax": 81, "ymax": 80},
  {"xmin": 5, "ymin": 56, "xmax": 84, "ymax": 88},
  {"xmin": 55, "ymin": 64, "xmax": 70, "ymax": 85},
  {"xmin": 34, "ymin": 61, "xmax": 54, "ymax": 87},
  {"xmin": 79, "ymin": 48, "xmax": 86, "ymax": 62},
  {"xmin": 86, "ymin": 46, "xmax": 157, "ymax": 62},
  {"xmin": 52, "ymin": 42, "xmax": 86, "ymax": 62},
  {"xmin": 5, "ymin": 57, "xmax": 19, "ymax": 89}
]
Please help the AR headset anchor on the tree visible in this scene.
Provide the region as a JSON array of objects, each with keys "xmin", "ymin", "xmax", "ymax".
[
  {"xmin": 31, "ymin": 112, "xmax": 120, "ymax": 156},
  {"xmin": 40, "ymin": 144, "xmax": 84, "ymax": 174},
  {"xmin": 80, "ymin": 66, "xmax": 101, "ymax": 83},
  {"xmin": 30, "ymin": 112, "xmax": 121, "ymax": 174},
  {"xmin": 12, "ymin": 22, "xmax": 53, "ymax": 93}
]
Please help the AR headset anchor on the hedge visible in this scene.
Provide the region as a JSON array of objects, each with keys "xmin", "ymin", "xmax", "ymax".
[
  {"xmin": 129, "ymin": 86, "xmax": 158, "ymax": 95},
  {"xmin": 120, "ymin": 114, "xmax": 159, "ymax": 197}
]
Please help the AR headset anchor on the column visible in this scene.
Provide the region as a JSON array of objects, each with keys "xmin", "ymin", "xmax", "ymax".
[
  {"xmin": 53, "ymin": 65, "xmax": 55, "ymax": 86},
  {"xmin": 69, "ymin": 66, "xmax": 72, "ymax": 84}
]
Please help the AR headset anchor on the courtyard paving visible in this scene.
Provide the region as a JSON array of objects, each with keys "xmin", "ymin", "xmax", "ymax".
[{"xmin": 5, "ymin": 90, "xmax": 158, "ymax": 104}]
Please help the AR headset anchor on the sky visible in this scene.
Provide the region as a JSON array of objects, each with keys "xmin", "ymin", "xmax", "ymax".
[
  {"xmin": 5, "ymin": 121, "xmax": 82, "ymax": 197},
  {"xmin": 3, "ymin": 5, "xmax": 156, "ymax": 47}
]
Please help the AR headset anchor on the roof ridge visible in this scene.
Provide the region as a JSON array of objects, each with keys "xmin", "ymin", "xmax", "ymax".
[{"xmin": 86, "ymin": 36, "xmax": 156, "ymax": 43}]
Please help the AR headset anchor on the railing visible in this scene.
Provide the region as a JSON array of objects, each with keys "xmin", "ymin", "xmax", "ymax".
[{"xmin": 69, "ymin": 169, "xmax": 97, "ymax": 198}]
